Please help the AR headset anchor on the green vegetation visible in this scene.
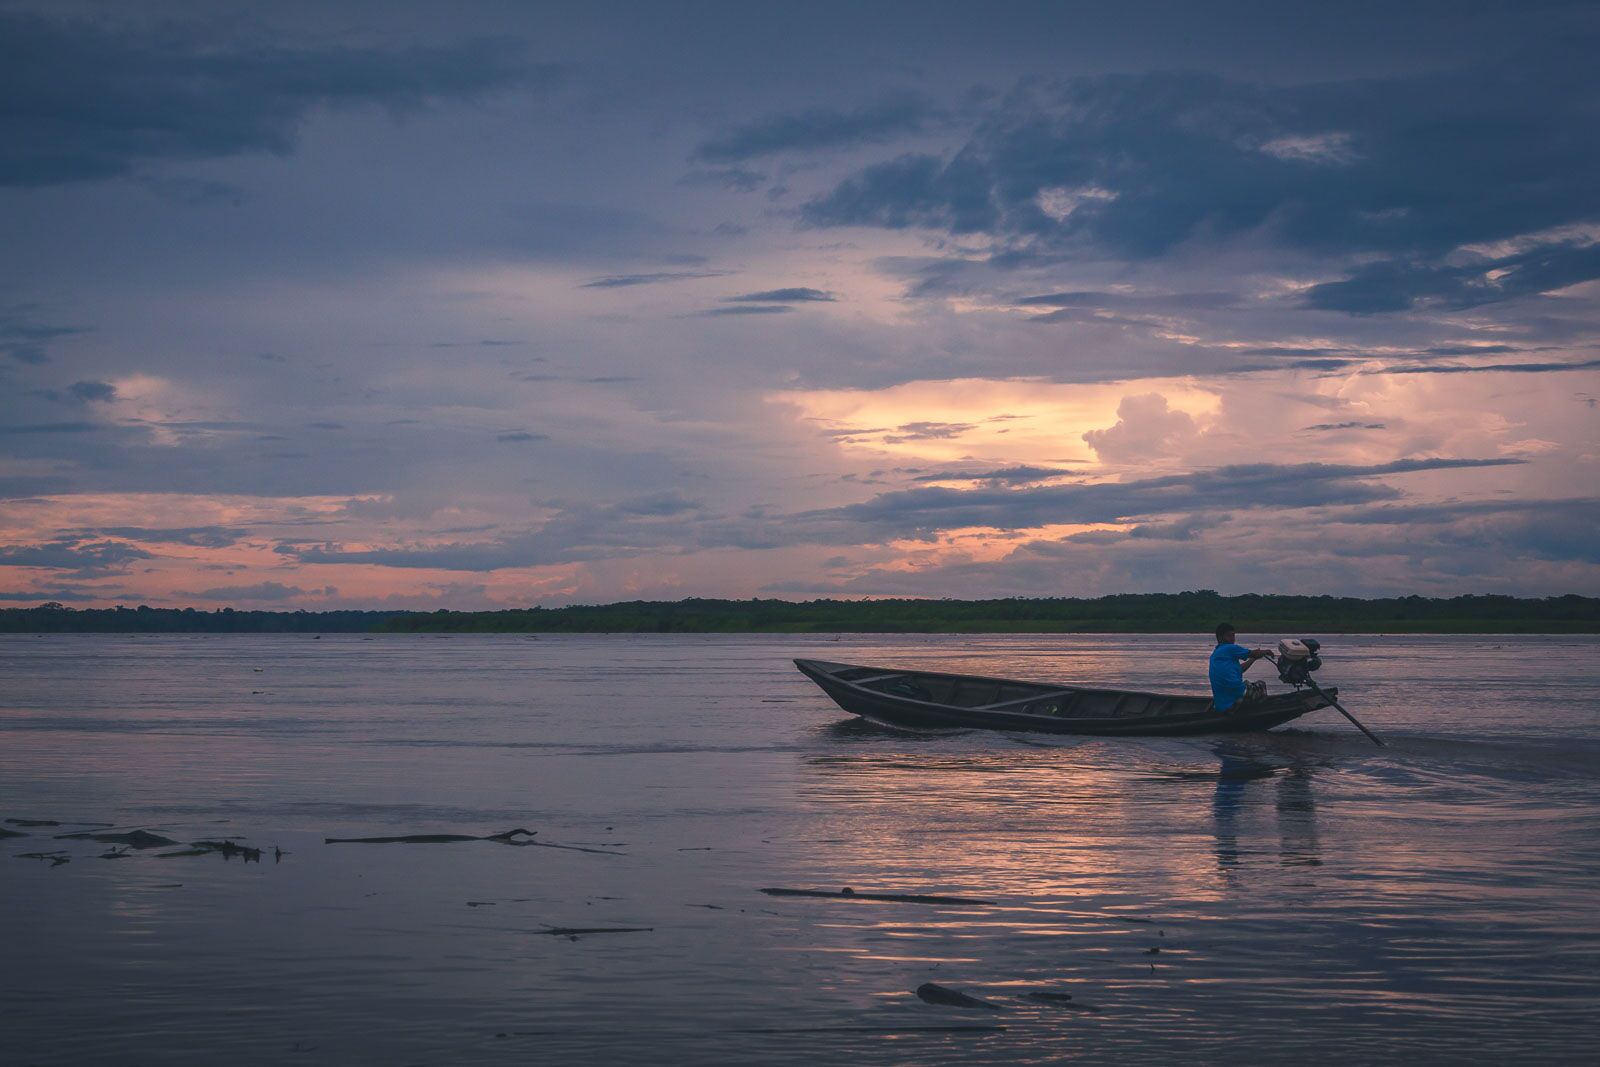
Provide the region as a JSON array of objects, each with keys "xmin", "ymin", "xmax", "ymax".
[
  {"xmin": 0, "ymin": 603, "xmax": 403, "ymax": 633},
  {"xmin": 5, "ymin": 593, "xmax": 1598, "ymax": 633}
]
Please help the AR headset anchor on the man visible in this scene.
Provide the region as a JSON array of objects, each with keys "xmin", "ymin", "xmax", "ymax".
[{"xmin": 1210, "ymin": 623, "xmax": 1273, "ymax": 712}]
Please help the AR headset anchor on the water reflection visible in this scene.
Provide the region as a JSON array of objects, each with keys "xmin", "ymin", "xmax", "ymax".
[{"xmin": 1209, "ymin": 744, "xmax": 1322, "ymax": 882}]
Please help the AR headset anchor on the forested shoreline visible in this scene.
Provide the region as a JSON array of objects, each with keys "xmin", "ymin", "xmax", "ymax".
[{"xmin": 3, "ymin": 593, "xmax": 1597, "ymax": 633}]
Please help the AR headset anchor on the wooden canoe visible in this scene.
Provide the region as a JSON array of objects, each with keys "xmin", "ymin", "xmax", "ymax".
[{"xmin": 794, "ymin": 658, "xmax": 1335, "ymax": 736}]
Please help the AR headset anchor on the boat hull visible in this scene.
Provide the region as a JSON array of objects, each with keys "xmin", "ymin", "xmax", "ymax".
[{"xmin": 794, "ymin": 658, "xmax": 1333, "ymax": 736}]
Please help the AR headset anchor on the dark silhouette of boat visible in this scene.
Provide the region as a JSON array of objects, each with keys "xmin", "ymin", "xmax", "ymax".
[{"xmin": 794, "ymin": 658, "xmax": 1335, "ymax": 736}]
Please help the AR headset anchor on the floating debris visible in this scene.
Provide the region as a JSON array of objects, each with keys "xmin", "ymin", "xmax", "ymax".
[
  {"xmin": 1026, "ymin": 991, "xmax": 1101, "ymax": 1012},
  {"xmin": 18, "ymin": 851, "xmax": 71, "ymax": 865},
  {"xmin": 157, "ymin": 840, "xmax": 263, "ymax": 862},
  {"xmin": 538, "ymin": 926, "xmax": 653, "ymax": 938},
  {"xmin": 761, "ymin": 887, "xmax": 995, "ymax": 906},
  {"xmin": 324, "ymin": 828, "xmax": 537, "ymax": 845},
  {"xmin": 915, "ymin": 983, "xmax": 1003, "ymax": 1011},
  {"xmin": 55, "ymin": 829, "xmax": 177, "ymax": 849}
]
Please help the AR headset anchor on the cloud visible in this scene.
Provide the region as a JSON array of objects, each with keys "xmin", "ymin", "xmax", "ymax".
[
  {"xmin": 1016, "ymin": 290, "xmax": 1238, "ymax": 311},
  {"xmin": 0, "ymin": 12, "xmax": 551, "ymax": 186},
  {"xmin": 801, "ymin": 66, "xmax": 1600, "ymax": 287},
  {"xmin": 0, "ymin": 588, "xmax": 99, "ymax": 602},
  {"xmin": 1082, "ymin": 393, "xmax": 1201, "ymax": 463},
  {"xmin": 191, "ymin": 581, "xmax": 328, "ymax": 602},
  {"xmin": 76, "ymin": 525, "xmax": 248, "ymax": 548},
  {"xmin": 724, "ymin": 288, "xmax": 836, "ymax": 303},
  {"xmin": 580, "ymin": 270, "xmax": 726, "ymax": 288},
  {"xmin": 1305, "ymin": 240, "xmax": 1600, "ymax": 313},
  {"xmin": 1067, "ymin": 513, "xmax": 1227, "ymax": 544},
  {"xmin": 698, "ymin": 305, "xmax": 794, "ymax": 316},
  {"xmin": 1381, "ymin": 358, "xmax": 1600, "ymax": 376},
  {"xmin": 0, "ymin": 539, "xmax": 153, "ymax": 576},
  {"xmin": 1304, "ymin": 422, "xmax": 1387, "ymax": 431},
  {"xmin": 693, "ymin": 96, "xmax": 933, "ymax": 163},
  {"xmin": 288, "ymin": 492, "xmax": 706, "ymax": 571},
  {"xmin": 882, "ymin": 421, "xmax": 976, "ymax": 443},
  {"xmin": 1, "ymin": 309, "xmax": 87, "ymax": 364},
  {"xmin": 911, "ymin": 465, "xmax": 1076, "ymax": 484},
  {"xmin": 0, "ymin": 421, "xmax": 102, "ymax": 435},
  {"xmin": 68, "ymin": 380, "xmax": 117, "ymax": 403},
  {"xmin": 810, "ymin": 458, "xmax": 1525, "ymax": 541}
]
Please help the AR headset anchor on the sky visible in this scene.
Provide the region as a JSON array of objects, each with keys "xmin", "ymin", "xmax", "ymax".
[{"xmin": 2, "ymin": 0, "xmax": 1598, "ymax": 609}]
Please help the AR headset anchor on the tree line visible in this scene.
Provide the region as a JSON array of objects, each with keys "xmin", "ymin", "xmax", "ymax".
[{"xmin": 4, "ymin": 593, "xmax": 1596, "ymax": 633}]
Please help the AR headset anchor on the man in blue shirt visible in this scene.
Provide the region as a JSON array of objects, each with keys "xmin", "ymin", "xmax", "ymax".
[{"xmin": 1209, "ymin": 623, "xmax": 1273, "ymax": 711}]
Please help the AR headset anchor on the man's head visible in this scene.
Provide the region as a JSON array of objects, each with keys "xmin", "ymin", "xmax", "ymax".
[{"xmin": 1215, "ymin": 622, "xmax": 1236, "ymax": 644}]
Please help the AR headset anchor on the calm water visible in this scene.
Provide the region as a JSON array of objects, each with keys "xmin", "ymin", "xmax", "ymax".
[{"xmin": 2, "ymin": 633, "xmax": 1598, "ymax": 1065}]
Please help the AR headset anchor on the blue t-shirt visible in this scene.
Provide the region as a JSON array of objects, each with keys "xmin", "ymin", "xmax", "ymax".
[{"xmin": 1209, "ymin": 642, "xmax": 1251, "ymax": 709}]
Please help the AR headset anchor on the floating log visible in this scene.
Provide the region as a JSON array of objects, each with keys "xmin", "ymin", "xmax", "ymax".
[
  {"xmin": 55, "ymin": 829, "xmax": 177, "ymax": 849},
  {"xmin": 915, "ymin": 983, "xmax": 1003, "ymax": 1010},
  {"xmin": 324, "ymin": 828, "xmax": 536, "ymax": 845},
  {"xmin": 1025, "ymin": 991, "xmax": 1101, "ymax": 1012},
  {"xmin": 761, "ymin": 887, "xmax": 995, "ymax": 906}
]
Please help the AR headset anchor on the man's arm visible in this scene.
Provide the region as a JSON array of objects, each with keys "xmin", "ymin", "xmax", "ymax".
[{"xmin": 1240, "ymin": 648, "xmax": 1274, "ymax": 674}]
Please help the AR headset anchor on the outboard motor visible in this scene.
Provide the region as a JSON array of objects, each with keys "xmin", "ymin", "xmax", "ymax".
[
  {"xmin": 1265, "ymin": 638, "xmax": 1384, "ymax": 746},
  {"xmin": 1275, "ymin": 638, "xmax": 1322, "ymax": 688}
]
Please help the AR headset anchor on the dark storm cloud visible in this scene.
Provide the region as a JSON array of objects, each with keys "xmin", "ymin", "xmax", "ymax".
[
  {"xmin": 0, "ymin": 12, "xmax": 551, "ymax": 186},
  {"xmin": 1332, "ymin": 498, "xmax": 1600, "ymax": 564},
  {"xmin": 0, "ymin": 310, "xmax": 88, "ymax": 364},
  {"xmin": 76, "ymin": 526, "xmax": 249, "ymax": 549},
  {"xmin": 1305, "ymin": 241, "xmax": 1600, "ymax": 313},
  {"xmin": 811, "ymin": 458, "xmax": 1524, "ymax": 539},
  {"xmin": 1015, "ymin": 290, "xmax": 1239, "ymax": 311},
  {"xmin": 67, "ymin": 380, "xmax": 116, "ymax": 403},
  {"xmin": 802, "ymin": 62, "xmax": 1600, "ymax": 305},
  {"xmin": 0, "ymin": 539, "xmax": 153, "ymax": 576},
  {"xmin": 581, "ymin": 270, "xmax": 727, "ymax": 289},
  {"xmin": 693, "ymin": 96, "xmax": 934, "ymax": 163},
  {"xmin": 1066, "ymin": 513, "xmax": 1226, "ymax": 544},
  {"xmin": 724, "ymin": 288, "xmax": 836, "ymax": 303},
  {"xmin": 282, "ymin": 458, "xmax": 1526, "ymax": 574},
  {"xmin": 1381, "ymin": 358, "xmax": 1600, "ymax": 375},
  {"xmin": 0, "ymin": 588, "xmax": 99, "ymax": 602},
  {"xmin": 697, "ymin": 305, "xmax": 794, "ymax": 316},
  {"xmin": 0, "ymin": 421, "xmax": 102, "ymax": 435}
]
